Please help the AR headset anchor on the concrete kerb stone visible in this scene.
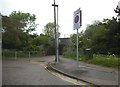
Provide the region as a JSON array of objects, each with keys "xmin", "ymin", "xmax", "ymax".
[{"xmin": 47, "ymin": 62, "xmax": 98, "ymax": 86}]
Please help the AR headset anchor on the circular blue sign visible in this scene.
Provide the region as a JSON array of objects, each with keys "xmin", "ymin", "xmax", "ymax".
[{"xmin": 74, "ymin": 15, "xmax": 79, "ymax": 23}]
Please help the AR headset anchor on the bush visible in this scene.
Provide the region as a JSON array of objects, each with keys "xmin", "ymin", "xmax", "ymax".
[
  {"xmin": 2, "ymin": 49, "xmax": 15, "ymax": 57},
  {"xmin": 79, "ymin": 55, "xmax": 86, "ymax": 61}
]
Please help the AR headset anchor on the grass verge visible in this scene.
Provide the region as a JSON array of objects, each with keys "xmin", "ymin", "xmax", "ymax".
[{"xmin": 63, "ymin": 52, "xmax": 120, "ymax": 68}]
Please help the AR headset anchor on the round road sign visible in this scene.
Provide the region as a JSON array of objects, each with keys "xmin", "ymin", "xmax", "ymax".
[{"xmin": 74, "ymin": 15, "xmax": 79, "ymax": 23}]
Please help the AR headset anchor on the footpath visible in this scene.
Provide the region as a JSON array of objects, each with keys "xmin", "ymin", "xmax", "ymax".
[{"xmin": 48, "ymin": 57, "xmax": 119, "ymax": 86}]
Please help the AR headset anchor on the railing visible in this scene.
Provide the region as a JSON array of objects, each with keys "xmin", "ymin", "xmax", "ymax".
[{"xmin": 2, "ymin": 50, "xmax": 46, "ymax": 59}]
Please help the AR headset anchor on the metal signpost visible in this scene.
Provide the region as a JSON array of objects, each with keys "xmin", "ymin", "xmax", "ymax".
[{"xmin": 73, "ymin": 8, "xmax": 82, "ymax": 67}]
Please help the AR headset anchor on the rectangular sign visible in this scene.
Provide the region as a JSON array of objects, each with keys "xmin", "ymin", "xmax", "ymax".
[{"xmin": 73, "ymin": 8, "xmax": 82, "ymax": 30}]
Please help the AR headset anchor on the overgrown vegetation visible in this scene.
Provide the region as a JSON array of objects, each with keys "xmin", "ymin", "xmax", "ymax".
[
  {"xmin": 88, "ymin": 55, "xmax": 119, "ymax": 68},
  {"xmin": 63, "ymin": 52, "xmax": 119, "ymax": 68}
]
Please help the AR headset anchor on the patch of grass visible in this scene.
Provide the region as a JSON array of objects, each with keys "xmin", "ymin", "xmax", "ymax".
[
  {"xmin": 63, "ymin": 51, "xmax": 120, "ymax": 68},
  {"xmin": 88, "ymin": 55, "xmax": 119, "ymax": 68},
  {"xmin": 79, "ymin": 55, "xmax": 86, "ymax": 61}
]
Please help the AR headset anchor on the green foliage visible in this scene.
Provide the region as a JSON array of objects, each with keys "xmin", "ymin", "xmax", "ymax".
[
  {"xmin": 43, "ymin": 22, "xmax": 55, "ymax": 39},
  {"xmin": 9, "ymin": 11, "xmax": 37, "ymax": 33},
  {"xmin": 88, "ymin": 55, "xmax": 119, "ymax": 68},
  {"xmin": 63, "ymin": 51, "xmax": 119, "ymax": 68},
  {"xmin": 67, "ymin": 17, "xmax": 119, "ymax": 55},
  {"xmin": 2, "ymin": 50, "xmax": 15, "ymax": 57},
  {"xmin": 79, "ymin": 55, "xmax": 86, "ymax": 61},
  {"xmin": 2, "ymin": 16, "xmax": 23, "ymax": 49},
  {"xmin": 63, "ymin": 51, "xmax": 76, "ymax": 60},
  {"xmin": 2, "ymin": 11, "xmax": 38, "ymax": 50},
  {"xmin": 32, "ymin": 34, "xmax": 49, "ymax": 46}
]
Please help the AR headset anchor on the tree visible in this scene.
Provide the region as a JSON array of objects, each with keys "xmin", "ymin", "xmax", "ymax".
[
  {"xmin": 68, "ymin": 18, "xmax": 119, "ymax": 55},
  {"xmin": 9, "ymin": 11, "xmax": 37, "ymax": 34},
  {"xmin": 32, "ymin": 34, "xmax": 49, "ymax": 46},
  {"xmin": 103, "ymin": 17, "xmax": 119, "ymax": 54},
  {"xmin": 2, "ymin": 11, "xmax": 38, "ymax": 50},
  {"xmin": 85, "ymin": 21, "xmax": 108, "ymax": 54},
  {"xmin": 2, "ymin": 16, "xmax": 23, "ymax": 49},
  {"xmin": 43, "ymin": 22, "xmax": 55, "ymax": 39}
]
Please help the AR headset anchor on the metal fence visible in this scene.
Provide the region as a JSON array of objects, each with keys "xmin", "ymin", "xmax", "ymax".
[{"xmin": 2, "ymin": 50, "xmax": 46, "ymax": 59}]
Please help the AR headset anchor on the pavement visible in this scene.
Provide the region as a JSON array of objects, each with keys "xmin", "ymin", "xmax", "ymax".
[{"xmin": 48, "ymin": 56, "xmax": 119, "ymax": 86}]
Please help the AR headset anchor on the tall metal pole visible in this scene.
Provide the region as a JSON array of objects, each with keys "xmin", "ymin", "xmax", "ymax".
[
  {"xmin": 76, "ymin": 28, "xmax": 79, "ymax": 67},
  {"xmin": 56, "ymin": 6, "xmax": 59, "ymax": 63},
  {"xmin": 52, "ymin": 0, "xmax": 58, "ymax": 63}
]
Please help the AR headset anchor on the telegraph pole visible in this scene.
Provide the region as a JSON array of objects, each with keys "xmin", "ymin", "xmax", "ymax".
[
  {"xmin": 56, "ymin": 5, "xmax": 59, "ymax": 63},
  {"xmin": 52, "ymin": 0, "xmax": 58, "ymax": 63}
]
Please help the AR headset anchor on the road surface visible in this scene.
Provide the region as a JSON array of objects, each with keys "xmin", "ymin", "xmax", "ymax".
[{"xmin": 2, "ymin": 56, "xmax": 74, "ymax": 85}]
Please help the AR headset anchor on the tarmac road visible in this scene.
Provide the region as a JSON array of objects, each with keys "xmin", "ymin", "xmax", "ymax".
[{"xmin": 2, "ymin": 57, "xmax": 74, "ymax": 85}]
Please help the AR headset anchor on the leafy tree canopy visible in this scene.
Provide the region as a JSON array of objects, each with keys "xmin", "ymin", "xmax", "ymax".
[
  {"xmin": 43, "ymin": 22, "xmax": 55, "ymax": 39},
  {"xmin": 9, "ymin": 11, "xmax": 37, "ymax": 33}
]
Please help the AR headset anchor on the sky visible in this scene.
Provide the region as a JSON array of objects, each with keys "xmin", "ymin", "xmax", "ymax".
[{"xmin": 0, "ymin": 0, "xmax": 119, "ymax": 38}]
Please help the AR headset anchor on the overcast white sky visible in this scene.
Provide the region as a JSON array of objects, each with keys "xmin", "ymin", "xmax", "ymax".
[{"xmin": 0, "ymin": 0, "xmax": 119, "ymax": 38}]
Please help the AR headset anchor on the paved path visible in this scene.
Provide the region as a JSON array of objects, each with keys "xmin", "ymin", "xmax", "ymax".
[
  {"xmin": 2, "ymin": 57, "xmax": 73, "ymax": 85},
  {"xmin": 50, "ymin": 57, "xmax": 119, "ymax": 86}
]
